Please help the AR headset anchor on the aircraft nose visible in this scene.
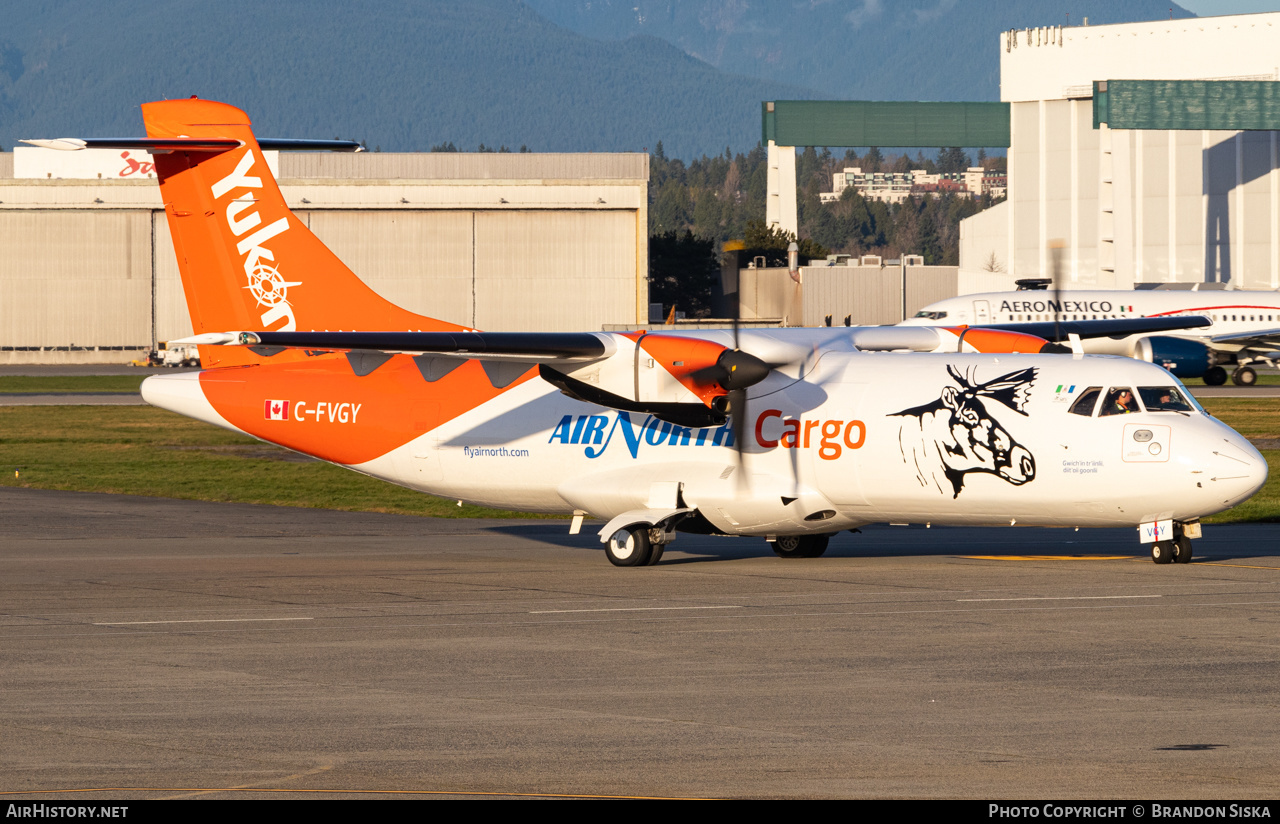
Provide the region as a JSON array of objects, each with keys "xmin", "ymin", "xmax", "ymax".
[{"xmin": 1205, "ymin": 432, "xmax": 1269, "ymax": 509}]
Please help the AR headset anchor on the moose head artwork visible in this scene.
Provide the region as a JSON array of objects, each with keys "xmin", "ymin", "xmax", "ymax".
[{"xmin": 892, "ymin": 365, "xmax": 1038, "ymax": 498}]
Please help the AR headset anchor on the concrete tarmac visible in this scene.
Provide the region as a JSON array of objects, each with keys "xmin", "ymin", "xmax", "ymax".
[{"xmin": 3, "ymin": 487, "xmax": 1280, "ymax": 799}]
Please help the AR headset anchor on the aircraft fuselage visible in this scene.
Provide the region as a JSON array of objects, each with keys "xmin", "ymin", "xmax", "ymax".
[{"xmin": 143, "ymin": 347, "xmax": 1266, "ymax": 537}]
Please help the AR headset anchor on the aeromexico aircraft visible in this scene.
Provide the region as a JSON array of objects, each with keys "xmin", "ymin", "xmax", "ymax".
[
  {"xmin": 27, "ymin": 99, "xmax": 1268, "ymax": 566},
  {"xmin": 902, "ymin": 283, "xmax": 1280, "ymax": 386}
]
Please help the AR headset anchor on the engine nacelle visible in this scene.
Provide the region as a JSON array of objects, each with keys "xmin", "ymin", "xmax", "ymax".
[
  {"xmin": 1134, "ymin": 336, "xmax": 1212, "ymax": 378},
  {"xmin": 542, "ymin": 333, "xmax": 775, "ymax": 428}
]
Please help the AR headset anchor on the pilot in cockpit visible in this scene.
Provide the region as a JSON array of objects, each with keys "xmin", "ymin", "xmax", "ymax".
[{"xmin": 1102, "ymin": 388, "xmax": 1138, "ymax": 416}]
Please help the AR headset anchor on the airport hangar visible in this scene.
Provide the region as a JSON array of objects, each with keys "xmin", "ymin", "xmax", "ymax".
[
  {"xmin": 757, "ymin": 11, "xmax": 1280, "ymax": 318},
  {"xmin": 0, "ymin": 149, "xmax": 649, "ymax": 364},
  {"xmin": 961, "ymin": 12, "xmax": 1280, "ymax": 294}
]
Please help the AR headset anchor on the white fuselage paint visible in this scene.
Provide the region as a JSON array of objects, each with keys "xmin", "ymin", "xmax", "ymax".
[
  {"xmin": 143, "ymin": 348, "xmax": 1267, "ymax": 535},
  {"xmin": 900, "ymin": 289, "xmax": 1280, "ymax": 356}
]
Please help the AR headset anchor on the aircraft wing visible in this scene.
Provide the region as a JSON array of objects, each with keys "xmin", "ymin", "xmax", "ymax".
[
  {"xmin": 979, "ymin": 315, "xmax": 1211, "ymax": 341},
  {"xmin": 178, "ymin": 330, "xmax": 615, "ymax": 362},
  {"xmin": 1209, "ymin": 327, "xmax": 1280, "ymax": 349}
]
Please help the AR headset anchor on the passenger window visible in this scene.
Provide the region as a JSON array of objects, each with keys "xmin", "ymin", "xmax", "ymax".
[
  {"xmin": 1069, "ymin": 387, "xmax": 1102, "ymax": 416},
  {"xmin": 1138, "ymin": 386, "xmax": 1195, "ymax": 412},
  {"xmin": 1100, "ymin": 387, "xmax": 1140, "ymax": 416}
]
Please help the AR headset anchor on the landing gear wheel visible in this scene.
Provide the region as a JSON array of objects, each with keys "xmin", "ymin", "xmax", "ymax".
[
  {"xmin": 645, "ymin": 537, "xmax": 666, "ymax": 566},
  {"xmin": 1232, "ymin": 366, "xmax": 1258, "ymax": 387},
  {"xmin": 1203, "ymin": 366, "xmax": 1228, "ymax": 386},
  {"xmin": 770, "ymin": 534, "xmax": 830, "ymax": 558},
  {"xmin": 1173, "ymin": 535, "xmax": 1194, "ymax": 564},
  {"xmin": 606, "ymin": 527, "xmax": 652, "ymax": 567},
  {"xmin": 1151, "ymin": 541, "xmax": 1175, "ymax": 564}
]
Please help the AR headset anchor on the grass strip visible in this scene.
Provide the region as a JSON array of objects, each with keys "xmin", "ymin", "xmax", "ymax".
[
  {"xmin": 0, "ymin": 376, "xmax": 147, "ymax": 394},
  {"xmin": 0, "ymin": 406, "xmax": 554, "ymax": 519},
  {"xmin": 1182, "ymin": 374, "xmax": 1280, "ymax": 386},
  {"xmin": 0, "ymin": 400, "xmax": 1275, "ymax": 522}
]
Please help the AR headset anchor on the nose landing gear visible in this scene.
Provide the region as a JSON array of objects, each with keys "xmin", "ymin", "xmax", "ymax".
[{"xmin": 1150, "ymin": 523, "xmax": 1197, "ymax": 564}]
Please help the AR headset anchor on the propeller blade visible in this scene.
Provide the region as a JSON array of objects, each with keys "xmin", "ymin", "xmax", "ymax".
[
  {"xmin": 728, "ymin": 387, "xmax": 748, "ymax": 491},
  {"xmin": 687, "ymin": 363, "xmax": 728, "ymax": 385},
  {"xmin": 687, "ymin": 349, "xmax": 771, "ymax": 390},
  {"xmin": 1049, "ymin": 239, "xmax": 1065, "ymax": 343},
  {"xmin": 732, "ymin": 270, "xmax": 746, "ymax": 489}
]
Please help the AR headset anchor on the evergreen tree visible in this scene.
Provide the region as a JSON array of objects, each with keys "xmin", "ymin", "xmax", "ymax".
[
  {"xmin": 648, "ymin": 231, "xmax": 720, "ymax": 318},
  {"xmin": 937, "ymin": 146, "xmax": 970, "ymax": 174},
  {"xmin": 652, "ymin": 179, "xmax": 692, "ymax": 235},
  {"xmin": 742, "ymin": 220, "xmax": 828, "ymax": 266}
]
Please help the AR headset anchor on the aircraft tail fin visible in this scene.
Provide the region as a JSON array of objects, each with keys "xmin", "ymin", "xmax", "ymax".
[{"xmin": 141, "ymin": 99, "xmax": 465, "ymax": 367}]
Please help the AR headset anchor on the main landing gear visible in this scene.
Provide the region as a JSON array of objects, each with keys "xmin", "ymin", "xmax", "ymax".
[
  {"xmin": 770, "ymin": 534, "xmax": 830, "ymax": 558},
  {"xmin": 605, "ymin": 526, "xmax": 667, "ymax": 567},
  {"xmin": 1203, "ymin": 366, "xmax": 1228, "ymax": 386},
  {"xmin": 605, "ymin": 528, "xmax": 835, "ymax": 565},
  {"xmin": 1204, "ymin": 365, "xmax": 1258, "ymax": 386},
  {"xmin": 1232, "ymin": 366, "xmax": 1258, "ymax": 386}
]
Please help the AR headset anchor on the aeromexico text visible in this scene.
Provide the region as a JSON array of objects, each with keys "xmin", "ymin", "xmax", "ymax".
[{"xmin": 1000, "ymin": 299, "xmax": 1116, "ymax": 313}]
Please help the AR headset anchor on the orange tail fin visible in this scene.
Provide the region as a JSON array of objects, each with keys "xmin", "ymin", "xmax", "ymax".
[{"xmin": 142, "ymin": 99, "xmax": 465, "ymax": 367}]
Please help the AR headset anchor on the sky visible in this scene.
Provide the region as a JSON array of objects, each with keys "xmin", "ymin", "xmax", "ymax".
[{"xmin": 1179, "ymin": 0, "xmax": 1280, "ymax": 14}]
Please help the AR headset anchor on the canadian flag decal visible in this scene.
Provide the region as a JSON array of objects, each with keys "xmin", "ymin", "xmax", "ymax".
[{"xmin": 265, "ymin": 399, "xmax": 290, "ymax": 420}]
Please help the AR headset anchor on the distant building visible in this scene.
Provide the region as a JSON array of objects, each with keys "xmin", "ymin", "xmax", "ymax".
[
  {"xmin": 959, "ymin": 12, "xmax": 1280, "ymax": 291},
  {"xmin": 820, "ymin": 166, "xmax": 995, "ymax": 204}
]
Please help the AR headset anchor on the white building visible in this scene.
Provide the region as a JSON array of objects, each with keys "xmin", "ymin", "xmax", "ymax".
[
  {"xmin": 820, "ymin": 166, "xmax": 989, "ymax": 204},
  {"xmin": 959, "ymin": 13, "xmax": 1280, "ymax": 292}
]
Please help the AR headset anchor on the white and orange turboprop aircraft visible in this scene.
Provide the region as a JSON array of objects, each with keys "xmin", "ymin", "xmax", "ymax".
[{"xmin": 27, "ymin": 100, "xmax": 1269, "ymax": 565}]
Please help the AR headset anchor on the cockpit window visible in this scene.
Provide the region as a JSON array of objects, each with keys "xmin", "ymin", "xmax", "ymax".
[
  {"xmin": 1068, "ymin": 387, "xmax": 1102, "ymax": 417},
  {"xmin": 1100, "ymin": 387, "xmax": 1141, "ymax": 416},
  {"xmin": 913, "ymin": 310, "xmax": 947, "ymax": 320},
  {"xmin": 1138, "ymin": 386, "xmax": 1196, "ymax": 413}
]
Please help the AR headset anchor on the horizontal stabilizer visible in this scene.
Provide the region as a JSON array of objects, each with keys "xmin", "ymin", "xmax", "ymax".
[{"xmin": 21, "ymin": 137, "xmax": 361, "ymax": 153}]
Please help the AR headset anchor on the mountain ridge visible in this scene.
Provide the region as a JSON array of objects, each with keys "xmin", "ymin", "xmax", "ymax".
[{"xmin": 1, "ymin": 0, "xmax": 1198, "ymax": 159}]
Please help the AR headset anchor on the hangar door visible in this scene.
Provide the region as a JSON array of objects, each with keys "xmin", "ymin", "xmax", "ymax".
[
  {"xmin": 155, "ymin": 209, "xmax": 639, "ymax": 339},
  {"xmin": 1, "ymin": 211, "xmax": 150, "ymax": 350}
]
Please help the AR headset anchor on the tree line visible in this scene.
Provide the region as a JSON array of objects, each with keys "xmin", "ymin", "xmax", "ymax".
[{"xmin": 647, "ymin": 144, "xmax": 1007, "ymax": 317}]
